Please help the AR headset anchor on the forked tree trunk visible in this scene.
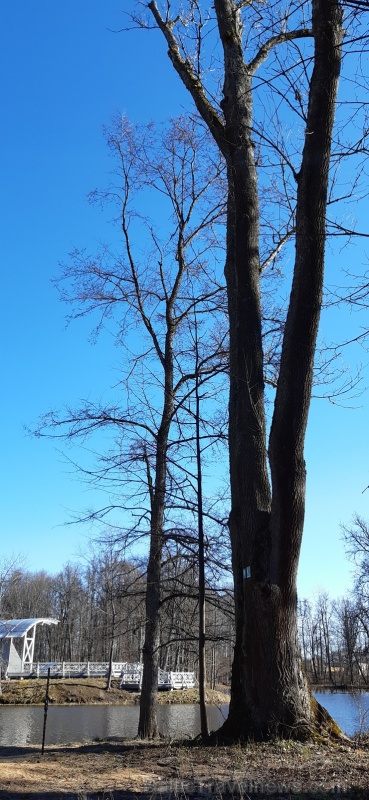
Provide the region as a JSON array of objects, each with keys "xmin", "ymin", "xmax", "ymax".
[
  {"xmin": 222, "ymin": 0, "xmax": 343, "ymax": 739},
  {"xmin": 149, "ymin": 0, "xmax": 343, "ymax": 739}
]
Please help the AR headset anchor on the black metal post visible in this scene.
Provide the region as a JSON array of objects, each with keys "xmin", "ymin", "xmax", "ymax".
[{"xmin": 41, "ymin": 667, "xmax": 50, "ymax": 754}]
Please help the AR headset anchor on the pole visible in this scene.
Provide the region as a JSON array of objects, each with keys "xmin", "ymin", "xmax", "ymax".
[
  {"xmin": 194, "ymin": 309, "xmax": 209, "ymax": 739},
  {"xmin": 41, "ymin": 667, "xmax": 51, "ymax": 755}
]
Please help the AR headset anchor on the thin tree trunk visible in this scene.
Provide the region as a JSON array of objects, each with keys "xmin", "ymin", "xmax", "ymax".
[
  {"xmin": 106, "ymin": 604, "xmax": 116, "ymax": 691},
  {"xmin": 138, "ymin": 438, "xmax": 168, "ymax": 739},
  {"xmin": 194, "ymin": 313, "xmax": 209, "ymax": 739},
  {"xmin": 138, "ymin": 328, "xmax": 175, "ymax": 738}
]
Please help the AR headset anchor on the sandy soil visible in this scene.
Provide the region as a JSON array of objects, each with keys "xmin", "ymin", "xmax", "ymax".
[{"xmin": 0, "ymin": 738, "xmax": 368, "ymax": 799}]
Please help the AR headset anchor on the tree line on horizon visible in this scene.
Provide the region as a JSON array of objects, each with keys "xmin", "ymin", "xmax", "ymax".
[{"xmin": 1, "ymin": 530, "xmax": 369, "ymax": 690}]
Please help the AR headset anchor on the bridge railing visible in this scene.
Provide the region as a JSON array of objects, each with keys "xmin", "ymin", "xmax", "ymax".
[
  {"xmin": 8, "ymin": 661, "xmax": 196, "ymax": 688},
  {"xmin": 11, "ymin": 661, "xmax": 129, "ymax": 678}
]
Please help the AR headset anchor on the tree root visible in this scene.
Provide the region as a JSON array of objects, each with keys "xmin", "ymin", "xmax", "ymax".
[{"xmin": 204, "ymin": 696, "xmax": 349, "ymax": 746}]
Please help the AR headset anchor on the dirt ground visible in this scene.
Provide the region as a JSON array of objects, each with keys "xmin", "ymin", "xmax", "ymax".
[
  {"xmin": 0, "ymin": 738, "xmax": 368, "ymax": 799},
  {"xmin": 0, "ymin": 680, "xmax": 368, "ymax": 798}
]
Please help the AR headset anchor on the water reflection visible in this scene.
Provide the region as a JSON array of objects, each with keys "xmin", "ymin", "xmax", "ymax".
[
  {"xmin": 0, "ymin": 704, "xmax": 228, "ymax": 747},
  {"xmin": 0, "ymin": 706, "xmax": 43, "ymax": 746},
  {"xmin": 314, "ymin": 691, "xmax": 369, "ymax": 736},
  {"xmin": 0, "ymin": 693, "xmax": 367, "ymax": 746}
]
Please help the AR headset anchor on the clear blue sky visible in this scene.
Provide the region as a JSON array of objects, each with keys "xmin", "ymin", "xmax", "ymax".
[{"xmin": 1, "ymin": 1, "xmax": 368, "ymax": 600}]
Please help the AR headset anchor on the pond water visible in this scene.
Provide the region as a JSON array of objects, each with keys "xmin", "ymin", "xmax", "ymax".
[
  {"xmin": 0, "ymin": 693, "xmax": 368, "ymax": 747},
  {"xmin": 314, "ymin": 691, "xmax": 369, "ymax": 737},
  {"xmin": 0, "ymin": 703, "xmax": 228, "ymax": 747}
]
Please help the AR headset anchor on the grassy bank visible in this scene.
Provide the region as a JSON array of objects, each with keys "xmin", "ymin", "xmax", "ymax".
[{"xmin": 0, "ymin": 677, "xmax": 229, "ymax": 706}]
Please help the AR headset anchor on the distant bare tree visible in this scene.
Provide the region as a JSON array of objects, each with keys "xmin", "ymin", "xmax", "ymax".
[{"xmin": 36, "ymin": 116, "xmax": 228, "ymax": 738}]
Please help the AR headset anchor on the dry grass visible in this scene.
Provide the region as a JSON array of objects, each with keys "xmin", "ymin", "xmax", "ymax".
[{"xmin": 0, "ymin": 737, "xmax": 367, "ymax": 798}]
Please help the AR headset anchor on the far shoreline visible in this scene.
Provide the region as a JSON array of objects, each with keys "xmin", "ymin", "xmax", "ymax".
[
  {"xmin": 0, "ymin": 677, "xmax": 230, "ymax": 707},
  {"xmin": 0, "ymin": 677, "xmax": 367, "ymax": 707}
]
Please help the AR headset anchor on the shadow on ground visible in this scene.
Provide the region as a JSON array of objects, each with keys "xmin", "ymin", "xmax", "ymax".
[{"xmin": 0, "ymin": 740, "xmax": 367, "ymax": 799}]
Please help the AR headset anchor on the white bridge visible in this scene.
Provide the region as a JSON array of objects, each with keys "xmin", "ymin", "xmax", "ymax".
[
  {"xmin": 0, "ymin": 620, "xmax": 195, "ymax": 689},
  {"xmin": 7, "ymin": 660, "xmax": 196, "ymax": 690}
]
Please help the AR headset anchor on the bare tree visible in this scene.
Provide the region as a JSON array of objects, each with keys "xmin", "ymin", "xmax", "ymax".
[
  {"xmin": 144, "ymin": 0, "xmax": 343, "ymax": 738},
  {"xmin": 341, "ymin": 516, "xmax": 369, "ymax": 683},
  {"xmin": 36, "ymin": 116, "xmax": 228, "ymax": 737},
  {"xmin": 55, "ymin": 564, "xmax": 86, "ymax": 661},
  {"xmin": 342, "ymin": 515, "xmax": 369, "ymax": 603},
  {"xmin": 0, "ymin": 555, "xmax": 26, "ymax": 694}
]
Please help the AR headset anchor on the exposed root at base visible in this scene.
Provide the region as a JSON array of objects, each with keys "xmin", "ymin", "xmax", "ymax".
[{"xmin": 204, "ymin": 698, "xmax": 349, "ymax": 746}]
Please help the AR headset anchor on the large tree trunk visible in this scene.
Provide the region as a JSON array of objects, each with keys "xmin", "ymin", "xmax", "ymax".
[
  {"xmin": 212, "ymin": 0, "xmax": 271, "ymax": 737},
  {"xmin": 148, "ymin": 0, "xmax": 342, "ymax": 739},
  {"xmin": 223, "ymin": 0, "xmax": 343, "ymax": 739}
]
